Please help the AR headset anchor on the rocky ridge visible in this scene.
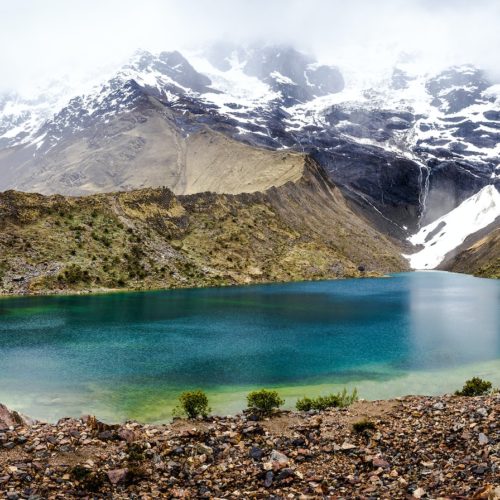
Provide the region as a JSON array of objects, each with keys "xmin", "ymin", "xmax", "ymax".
[{"xmin": 0, "ymin": 394, "xmax": 499, "ymax": 498}]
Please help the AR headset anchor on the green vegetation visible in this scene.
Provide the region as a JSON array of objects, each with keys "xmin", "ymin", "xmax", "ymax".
[
  {"xmin": 173, "ymin": 390, "xmax": 211, "ymax": 419},
  {"xmin": 0, "ymin": 185, "xmax": 408, "ymax": 296},
  {"xmin": 296, "ymin": 388, "xmax": 358, "ymax": 411},
  {"xmin": 246, "ymin": 389, "xmax": 284, "ymax": 416},
  {"xmin": 352, "ymin": 418, "xmax": 376, "ymax": 434},
  {"xmin": 58, "ymin": 264, "xmax": 91, "ymax": 285},
  {"xmin": 455, "ymin": 377, "xmax": 494, "ymax": 396}
]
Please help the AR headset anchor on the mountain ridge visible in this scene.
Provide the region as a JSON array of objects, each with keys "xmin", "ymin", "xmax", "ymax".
[
  {"xmin": 1, "ymin": 44, "xmax": 499, "ymax": 276},
  {"xmin": 0, "ymin": 157, "xmax": 408, "ymax": 295}
]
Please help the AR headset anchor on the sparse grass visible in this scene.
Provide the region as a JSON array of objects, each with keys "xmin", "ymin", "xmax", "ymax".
[{"xmin": 296, "ymin": 388, "xmax": 358, "ymax": 411}]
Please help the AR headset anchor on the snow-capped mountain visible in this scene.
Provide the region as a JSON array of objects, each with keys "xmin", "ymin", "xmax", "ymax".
[{"xmin": 0, "ymin": 43, "xmax": 499, "ymax": 266}]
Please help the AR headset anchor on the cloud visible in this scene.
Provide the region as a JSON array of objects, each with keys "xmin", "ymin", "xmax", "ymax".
[{"xmin": 1, "ymin": 0, "xmax": 500, "ymax": 91}]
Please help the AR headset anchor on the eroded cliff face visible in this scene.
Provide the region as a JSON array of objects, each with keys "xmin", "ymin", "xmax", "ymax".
[{"xmin": 0, "ymin": 159, "xmax": 408, "ymax": 295}]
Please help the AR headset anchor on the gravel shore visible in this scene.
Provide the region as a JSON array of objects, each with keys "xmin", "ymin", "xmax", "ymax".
[{"xmin": 1, "ymin": 394, "xmax": 499, "ymax": 499}]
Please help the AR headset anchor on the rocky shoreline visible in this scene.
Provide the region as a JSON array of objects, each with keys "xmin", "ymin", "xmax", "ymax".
[{"xmin": 1, "ymin": 395, "xmax": 499, "ymax": 499}]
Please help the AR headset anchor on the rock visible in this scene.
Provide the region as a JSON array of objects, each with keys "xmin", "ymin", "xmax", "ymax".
[
  {"xmin": 270, "ymin": 450, "xmax": 289, "ymax": 467},
  {"xmin": 0, "ymin": 404, "xmax": 25, "ymax": 430},
  {"xmin": 118, "ymin": 427, "xmax": 136, "ymax": 442},
  {"xmin": 372, "ymin": 456, "xmax": 390, "ymax": 468},
  {"xmin": 476, "ymin": 407, "xmax": 488, "ymax": 417},
  {"xmin": 472, "ymin": 484, "xmax": 500, "ymax": 499},
  {"xmin": 264, "ymin": 471, "xmax": 274, "ymax": 487},
  {"xmin": 107, "ymin": 468, "xmax": 128, "ymax": 485},
  {"xmin": 195, "ymin": 443, "xmax": 213, "ymax": 456},
  {"xmin": 433, "ymin": 402, "xmax": 445, "ymax": 410},
  {"xmin": 249, "ymin": 446, "xmax": 263, "ymax": 460},
  {"xmin": 98, "ymin": 430, "xmax": 115, "ymax": 440},
  {"xmin": 341, "ymin": 442, "xmax": 357, "ymax": 450},
  {"xmin": 413, "ymin": 487, "xmax": 426, "ymax": 498},
  {"xmin": 478, "ymin": 433, "xmax": 489, "ymax": 445},
  {"xmin": 276, "ymin": 468, "xmax": 295, "ymax": 482},
  {"xmin": 0, "ymin": 394, "xmax": 498, "ymax": 497}
]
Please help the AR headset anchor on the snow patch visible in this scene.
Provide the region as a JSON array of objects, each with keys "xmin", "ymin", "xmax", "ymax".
[{"xmin": 405, "ymin": 185, "xmax": 500, "ymax": 269}]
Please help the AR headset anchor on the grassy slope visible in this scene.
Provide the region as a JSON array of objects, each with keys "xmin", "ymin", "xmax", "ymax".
[
  {"xmin": 441, "ymin": 227, "xmax": 500, "ymax": 279},
  {"xmin": 0, "ymin": 161, "xmax": 408, "ymax": 295}
]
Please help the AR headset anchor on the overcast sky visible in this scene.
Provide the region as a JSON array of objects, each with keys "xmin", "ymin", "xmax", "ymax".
[{"xmin": 2, "ymin": 0, "xmax": 500, "ymax": 91}]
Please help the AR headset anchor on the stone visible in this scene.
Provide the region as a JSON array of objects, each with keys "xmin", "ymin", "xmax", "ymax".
[
  {"xmin": 270, "ymin": 450, "xmax": 289, "ymax": 466},
  {"xmin": 98, "ymin": 430, "xmax": 114, "ymax": 440},
  {"xmin": 107, "ymin": 468, "xmax": 128, "ymax": 485},
  {"xmin": 118, "ymin": 428, "xmax": 136, "ymax": 442},
  {"xmin": 276, "ymin": 468, "xmax": 295, "ymax": 482},
  {"xmin": 264, "ymin": 471, "xmax": 274, "ymax": 488},
  {"xmin": 372, "ymin": 456, "xmax": 390, "ymax": 468},
  {"xmin": 476, "ymin": 407, "xmax": 488, "ymax": 417},
  {"xmin": 341, "ymin": 442, "xmax": 357, "ymax": 450},
  {"xmin": 413, "ymin": 487, "xmax": 426, "ymax": 498},
  {"xmin": 249, "ymin": 446, "xmax": 263, "ymax": 460},
  {"xmin": 478, "ymin": 433, "xmax": 489, "ymax": 445},
  {"xmin": 0, "ymin": 404, "xmax": 24, "ymax": 430}
]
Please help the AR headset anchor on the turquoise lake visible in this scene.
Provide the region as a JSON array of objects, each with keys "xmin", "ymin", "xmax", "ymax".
[{"xmin": 0, "ymin": 271, "xmax": 499, "ymax": 422}]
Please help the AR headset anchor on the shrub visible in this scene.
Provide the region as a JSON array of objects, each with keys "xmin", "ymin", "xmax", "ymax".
[
  {"xmin": 296, "ymin": 388, "xmax": 358, "ymax": 411},
  {"xmin": 246, "ymin": 389, "xmax": 284, "ymax": 416},
  {"xmin": 58, "ymin": 264, "xmax": 91, "ymax": 284},
  {"xmin": 455, "ymin": 377, "xmax": 493, "ymax": 397},
  {"xmin": 173, "ymin": 390, "xmax": 210, "ymax": 419},
  {"xmin": 352, "ymin": 418, "xmax": 376, "ymax": 434}
]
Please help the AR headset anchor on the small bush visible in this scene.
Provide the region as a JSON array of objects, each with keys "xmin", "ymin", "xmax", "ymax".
[
  {"xmin": 246, "ymin": 389, "xmax": 284, "ymax": 416},
  {"xmin": 352, "ymin": 418, "xmax": 376, "ymax": 434},
  {"xmin": 296, "ymin": 388, "xmax": 358, "ymax": 411},
  {"xmin": 173, "ymin": 390, "xmax": 210, "ymax": 419},
  {"xmin": 455, "ymin": 377, "xmax": 493, "ymax": 397},
  {"xmin": 58, "ymin": 264, "xmax": 91, "ymax": 284}
]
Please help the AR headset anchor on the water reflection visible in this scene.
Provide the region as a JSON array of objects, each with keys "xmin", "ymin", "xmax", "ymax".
[{"xmin": 409, "ymin": 272, "xmax": 500, "ymax": 368}]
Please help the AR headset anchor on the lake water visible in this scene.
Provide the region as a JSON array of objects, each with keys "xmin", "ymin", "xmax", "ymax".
[{"xmin": 0, "ymin": 271, "xmax": 499, "ymax": 423}]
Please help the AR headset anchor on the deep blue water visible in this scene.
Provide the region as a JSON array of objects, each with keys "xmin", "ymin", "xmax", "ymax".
[{"xmin": 0, "ymin": 271, "xmax": 499, "ymax": 422}]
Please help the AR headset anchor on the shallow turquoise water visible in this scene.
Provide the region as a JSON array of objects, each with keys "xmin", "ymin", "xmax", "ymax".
[{"xmin": 0, "ymin": 271, "xmax": 499, "ymax": 422}]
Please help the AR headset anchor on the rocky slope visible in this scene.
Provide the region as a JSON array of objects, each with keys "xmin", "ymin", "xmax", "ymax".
[
  {"xmin": 0, "ymin": 158, "xmax": 407, "ymax": 296},
  {"xmin": 1, "ymin": 394, "xmax": 499, "ymax": 499},
  {"xmin": 440, "ymin": 223, "xmax": 500, "ymax": 279}
]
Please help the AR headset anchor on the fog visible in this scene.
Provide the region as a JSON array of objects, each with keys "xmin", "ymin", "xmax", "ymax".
[{"xmin": 2, "ymin": 0, "xmax": 500, "ymax": 91}]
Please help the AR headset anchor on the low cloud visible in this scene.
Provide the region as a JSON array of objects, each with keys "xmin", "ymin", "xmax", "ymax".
[{"xmin": 2, "ymin": 0, "xmax": 500, "ymax": 91}]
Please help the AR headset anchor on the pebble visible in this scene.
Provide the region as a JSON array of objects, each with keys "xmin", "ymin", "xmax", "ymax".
[{"xmin": 0, "ymin": 394, "xmax": 498, "ymax": 498}]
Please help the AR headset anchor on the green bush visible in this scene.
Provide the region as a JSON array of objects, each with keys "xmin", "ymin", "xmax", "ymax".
[
  {"xmin": 173, "ymin": 390, "xmax": 211, "ymax": 419},
  {"xmin": 246, "ymin": 389, "xmax": 284, "ymax": 416},
  {"xmin": 352, "ymin": 418, "xmax": 376, "ymax": 434},
  {"xmin": 296, "ymin": 388, "xmax": 358, "ymax": 411},
  {"xmin": 58, "ymin": 264, "xmax": 91, "ymax": 284},
  {"xmin": 455, "ymin": 377, "xmax": 493, "ymax": 396}
]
